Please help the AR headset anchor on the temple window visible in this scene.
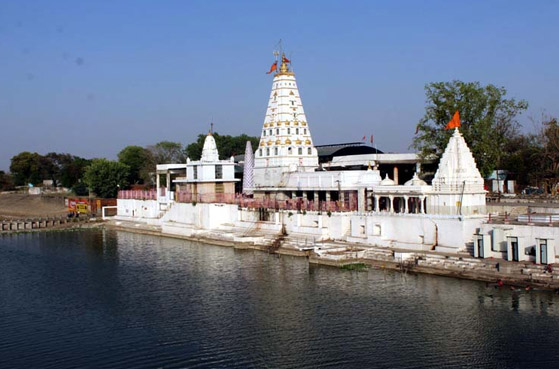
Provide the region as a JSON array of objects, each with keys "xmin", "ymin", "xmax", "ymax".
[
  {"xmin": 288, "ymin": 147, "xmax": 293, "ymax": 155},
  {"xmin": 269, "ymin": 129, "xmax": 272, "ymax": 135},
  {"xmin": 274, "ymin": 147, "xmax": 278, "ymax": 155},
  {"xmin": 259, "ymin": 149, "xmax": 262, "ymax": 156},
  {"xmin": 304, "ymin": 129, "xmax": 307, "ymax": 134},
  {"xmin": 193, "ymin": 166, "xmax": 198, "ymax": 180},
  {"xmin": 296, "ymin": 128, "xmax": 299, "ymax": 134},
  {"xmin": 298, "ymin": 148, "xmax": 303, "ymax": 155},
  {"xmin": 266, "ymin": 148, "xmax": 270, "ymax": 156},
  {"xmin": 263, "ymin": 131, "xmax": 266, "ymax": 136},
  {"xmin": 307, "ymin": 147, "xmax": 312, "ymax": 155},
  {"xmin": 287, "ymin": 128, "xmax": 291, "ymax": 134},
  {"xmin": 276, "ymin": 128, "xmax": 279, "ymax": 135},
  {"xmin": 215, "ymin": 165, "xmax": 223, "ymax": 179}
]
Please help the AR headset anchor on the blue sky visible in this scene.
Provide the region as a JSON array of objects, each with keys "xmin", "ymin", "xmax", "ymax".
[{"xmin": 1, "ymin": 0, "xmax": 558, "ymax": 170}]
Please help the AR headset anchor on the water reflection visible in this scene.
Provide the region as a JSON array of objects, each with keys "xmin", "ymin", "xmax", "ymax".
[{"xmin": 1, "ymin": 229, "xmax": 559, "ymax": 368}]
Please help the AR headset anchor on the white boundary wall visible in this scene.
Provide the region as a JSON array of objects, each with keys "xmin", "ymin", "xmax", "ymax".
[{"xmin": 116, "ymin": 199, "xmax": 485, "ymax": 253}]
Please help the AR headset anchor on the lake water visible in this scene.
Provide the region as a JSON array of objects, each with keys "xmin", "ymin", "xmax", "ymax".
[{"xmin": 1, "ymin": 229, "xmax": 559, "ymax": 368}]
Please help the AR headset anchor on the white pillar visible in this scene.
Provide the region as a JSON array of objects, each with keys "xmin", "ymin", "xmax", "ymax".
[
  {"xmin": 389, "ymin": 195, "xmax": 394, "ymax": 213},
  {"xmin": 156, "ymin": 173, "xmax": 161, "ymax": 197},
  {"xmin": 358, "ymin": 188, "xmax": 366, "ymax": 213},
  {"xmin": 404, "ymin": 195, "xmax": 409, "ymax": 213}
]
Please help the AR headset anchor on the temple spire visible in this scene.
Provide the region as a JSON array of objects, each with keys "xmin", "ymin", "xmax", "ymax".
[
  {"xmin": 242, "ymin": 141, "xmax": 254, "ymax": 196},
  {"xmin": 253, "ymin": 49, "xmax": 318, "ymax": 188}
]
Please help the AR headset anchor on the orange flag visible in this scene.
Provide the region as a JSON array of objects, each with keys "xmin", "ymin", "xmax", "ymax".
[
  {"xmin": 445, "ymin": 111, "xmax": 461, "ymax": 130},
  {"xmin": 266, "ymin": 61, "xmax": 277, "ymax": 74}
]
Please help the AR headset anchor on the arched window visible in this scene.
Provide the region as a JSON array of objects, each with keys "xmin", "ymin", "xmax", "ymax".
[
  {"xmin": 266, "ymin": 148, "xmax": 270, "ymax": 156},
  {"xmin": 298, "ymin": 148, "xmax": 303, "ymax": 155},
  {"xmin": 269, "ymin": 129, "xmax": 273, "ymax": 135},
  {"xmin": 296, "ymin": 128, "xmax": 299, "ymax": 134},
  {"xmin": 259, "ymin": 149, "xmax": 262, "ymax": 156},
  {"xmin": 307, "ymin": 147, "xmax": 312, "ymax": 155},
  {"xmin": 263, "ymin": 130, "xmax": 266, "ymax": 136},
  {"xmin": 274, "ymin": 147, "xmax": 278, "ymax": 155},
  {"xmin": 287, "ymin": 128, "xmax": 291, "ymax": 134},
  {"xmin": 304, "ymin": 129, "xmax": 307, "ymax": 134},
  {"xmin": 276, "ymin": 128, "xmax": 279, "ymax": 135},
  {"xmin": 288, "ymin": 147, "xmax": 293, "ymax": 155}
]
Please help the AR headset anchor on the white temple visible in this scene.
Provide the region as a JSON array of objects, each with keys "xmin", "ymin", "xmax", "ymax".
[
  {"xmin": 177, "ymin": 133, "xmax": 239, "ymax": 197},
  {"xmin": 117, "ymin": 50, "xmax": 505, "ymax": 259},
  {"xmin": 253, "ymin": 55, "xmax": 319, "ymax": 189},
  {"xmin": 250, "ymin": 54, "xmax": 485, "ymax": 216},
  {"xmin": 429, "ymin": 128, "xmax": 486, "ymax": 215}
]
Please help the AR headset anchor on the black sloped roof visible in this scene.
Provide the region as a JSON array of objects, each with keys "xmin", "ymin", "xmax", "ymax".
[{"xmin": 315, "ymin": 142, "xmax": 383, "ymax": 163}]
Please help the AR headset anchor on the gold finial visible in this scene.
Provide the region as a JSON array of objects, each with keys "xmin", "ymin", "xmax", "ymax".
[{"xmin": 280, "ymin": 53, "xmax": 289, "ymax": 73}]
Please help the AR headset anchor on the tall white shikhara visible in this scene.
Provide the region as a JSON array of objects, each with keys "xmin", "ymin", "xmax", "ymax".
[{"xmin": 253, "ymin": 55, "xmax": 319, "ymax": 188}]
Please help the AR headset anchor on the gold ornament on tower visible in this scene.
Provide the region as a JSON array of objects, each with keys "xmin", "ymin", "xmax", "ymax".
[{"xmin": 285, "ymin": 138, "xmax": 292, "ymax": 145}]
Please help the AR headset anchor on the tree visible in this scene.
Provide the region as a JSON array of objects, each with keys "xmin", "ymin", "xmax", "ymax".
[
  {"xmin": 83, "ymin": 159, "xmax": 129, "ymax": 198},
  {"xmin": 41, "ymin": 153, "xmax": 90, "ymax": 188},
  {"xmin": 500, "ymin": 133, "xmax": 542, "ymax": 187},
  {"xmin": 147, "ymin": 141, "xmax": 185, "ymax": 164},
  {"xmin": 58, "ymin": 156, "xmax": 90, "ymax": 188},
  {"xmin": 9, "ymin": 152, "xmax": 43, "ymax": 186},
  {"xmin": 118, "ymin": 145, "xmax": 151, "ymax": 184},
  {"xmin": 184, "ymin": 132, "xmax": 259, "ymax": 160},
  {"xmin": 0, "ymin": 171, "xmax": 14, "ymax": 191},
  {"xmin": 535, "ymin": 115, "xmax": 559, "ymax": 191},
  {"xmin": 413, "ymin": 81, "xmax": 528, "ymax": 177}
]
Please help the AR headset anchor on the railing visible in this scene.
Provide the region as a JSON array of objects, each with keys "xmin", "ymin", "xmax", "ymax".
[
  {"xmin": 175, "ymin": 191, "xmax": 358, "ymax": 212},
  {"xmin": 118, "ymin": 190, "xmax": 359, "ymax": 212},
  {"xmin": 118, "ymin": 190, "xmax": 157, "ymax": 200},
  {"xmin": 487, "ymin": 212, "xmax": 559, "ymax": 225}
]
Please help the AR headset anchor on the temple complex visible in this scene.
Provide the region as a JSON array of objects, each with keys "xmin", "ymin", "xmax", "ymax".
[{"xmin": 115, "ymin": 51, "xmax": 558, "ymax": 268}]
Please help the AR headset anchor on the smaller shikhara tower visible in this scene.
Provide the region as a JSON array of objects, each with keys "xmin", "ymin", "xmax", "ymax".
[{"xmin": 253, "ymin": 53, "xmax": 319, "ymax": 189}]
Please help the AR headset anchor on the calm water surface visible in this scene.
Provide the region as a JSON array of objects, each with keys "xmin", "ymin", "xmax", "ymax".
[{"xmin": 1, "ymin": 229, "xmax": 559, "ymax": 368}]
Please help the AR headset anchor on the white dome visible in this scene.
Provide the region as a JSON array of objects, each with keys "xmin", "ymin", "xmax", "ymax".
[
  {"xmin": 380, "ymin": 174, "xmax": 395, "ymax": 186},
  {"xmin": 201, "ymin": 134, "xmax": 219, "ymax": 162},
  {"xmin": 359, "ymin": 168, "xmax": 382, "ymax": 185},
  {"xmin": 404, "ymin": 173, "xmax": 427, "ymax": 186}
]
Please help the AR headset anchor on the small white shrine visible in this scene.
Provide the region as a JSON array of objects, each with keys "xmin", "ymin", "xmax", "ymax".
[
  {"xmin": 179, "ymin": 133, "xmax": 238, "ymax": 197},
  {"xmin": 429, "ymin": 128, "xmax": 486, "ymax": 215}
]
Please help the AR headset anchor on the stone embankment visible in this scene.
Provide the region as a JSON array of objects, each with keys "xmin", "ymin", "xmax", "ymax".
[
  {"xmin": 106, "ymin": 219, "xmax": 559, "ymax": 290},
  {"xmin": 1, "ymin": 215, "xmax": 97, "ymax": 234},
  {"xmin": 312, "ymin": 246, "xmax": 559, "ymax": 289}
]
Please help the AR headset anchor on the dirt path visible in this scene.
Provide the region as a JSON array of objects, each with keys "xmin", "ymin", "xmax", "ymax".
[{"xmin": 0, "ymin": 193, "xmax": 68, "ymax": 219}]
